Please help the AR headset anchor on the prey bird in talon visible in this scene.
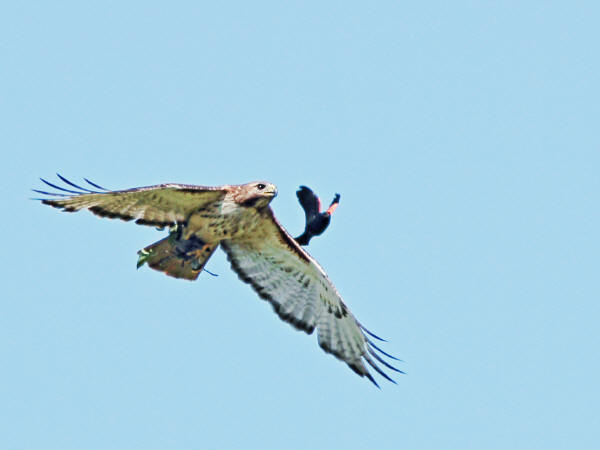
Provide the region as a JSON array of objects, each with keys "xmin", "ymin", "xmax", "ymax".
[
  {"xmin": 295, "ymin": 186, "xmax": 340, "ymax": 246},
  {"xmin": 34, "ymin": 174, "xmax": 402, "ymax": 387}
]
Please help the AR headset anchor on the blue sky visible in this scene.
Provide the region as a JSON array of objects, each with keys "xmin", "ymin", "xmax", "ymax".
[{"xmin": 2, "ymin": 2, "xmax": 599, "ymax": 449}]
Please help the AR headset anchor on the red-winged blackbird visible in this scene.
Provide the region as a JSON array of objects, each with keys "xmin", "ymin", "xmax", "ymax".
[{"xmin": 295, "ymin": 186, "xmax": 340, "ymax": 246}]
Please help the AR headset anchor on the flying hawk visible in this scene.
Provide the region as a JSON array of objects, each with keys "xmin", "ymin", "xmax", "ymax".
[{"xmin": 34, "ymin": 175, "xmax": 402, "ymax": 386}]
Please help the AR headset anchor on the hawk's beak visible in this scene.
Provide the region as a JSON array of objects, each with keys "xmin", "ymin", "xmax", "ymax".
[{"xmin": 266, "ymin": 187, "xmax": 278, "ymax": 197}]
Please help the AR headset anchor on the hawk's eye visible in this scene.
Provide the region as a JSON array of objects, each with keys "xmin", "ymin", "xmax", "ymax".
[{"xmin": 257, "ymin": 183, "xmax": 266, "ymax": 190}]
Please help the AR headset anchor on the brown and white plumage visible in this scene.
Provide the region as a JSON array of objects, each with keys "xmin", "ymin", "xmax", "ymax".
[{"xmin": 35, "ymin": 175, "xmax": 402, "ymax": 386}]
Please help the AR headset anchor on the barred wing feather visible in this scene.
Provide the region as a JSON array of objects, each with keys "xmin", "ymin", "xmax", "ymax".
[
  {"xmin": 221, "ymin": 209, "xmax": 401, "ymax": 386},
  {"xmin": 35, "ymin": 175, "xmax": 226, "ymax": 227}
]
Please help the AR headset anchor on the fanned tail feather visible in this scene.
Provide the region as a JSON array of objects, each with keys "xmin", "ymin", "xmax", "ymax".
[{"xmin": 137, "ymin": 233, "xmax": 217, "ymax": 281}]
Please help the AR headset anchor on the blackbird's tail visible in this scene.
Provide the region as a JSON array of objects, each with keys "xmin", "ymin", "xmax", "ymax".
[
  {"xmin": 294, "ymin": 232, "xmax": 311, "ymax": 246},
  {"xmin": 137, "ymin": 233, "xmax": 217, "ymax": 281}
]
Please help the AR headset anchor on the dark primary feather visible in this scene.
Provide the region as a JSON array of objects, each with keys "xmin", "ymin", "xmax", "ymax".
[
  {"xmin": 359, "ymin": 325, "xmax": 404, "ymax": 381},
  {"xmin": 363, "ymin": 353, "xmax": 397, "ymax": 385},
  {"xmin": 56, "ymin": 173, "xmax": 101, "ymax": 193},
  {"xmin": 366, "ymin": 337, "xmax": 402, "ymax": 361},
  {"xmin": 83, "ymin": 178, "xmax": 110, "ymax": 191},
  {"xmin": 359, "ymin": 324, "xmax": 387, "ymax": 342},
  {"xmin": 35, "ymin": 174, "xmax": 109, "ymax": 197},
  {"xmin": 40, "ymin": 178, "xmax": 86, "ymax": 195},
  {"xmin": 31, "ymin": 189, "xmax": 70, "ymax": 197},
  {"xmin": 367, "ymin": 346, "xmax": 404, "ymax": 374}
]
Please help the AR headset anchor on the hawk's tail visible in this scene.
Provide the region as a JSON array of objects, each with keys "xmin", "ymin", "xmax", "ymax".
[{"xmin": 137, "ymin": 234, "xmax": 217, "ymax": 281}]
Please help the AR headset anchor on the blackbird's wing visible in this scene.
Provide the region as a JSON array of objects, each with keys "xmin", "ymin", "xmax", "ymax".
[{"xmin": 296, "ymin": 186, "xmax": 321, "ymax": 222}]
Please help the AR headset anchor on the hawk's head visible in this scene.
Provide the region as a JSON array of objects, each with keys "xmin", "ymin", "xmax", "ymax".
[{"xmin": 235, "ymin": 181, "xmax": 278, "ymax": 208}]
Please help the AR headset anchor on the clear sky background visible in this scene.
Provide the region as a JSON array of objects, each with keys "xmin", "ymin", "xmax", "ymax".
[{"xmin": 1, "ymin": 2, "xmax": 598, "ymax": 449}]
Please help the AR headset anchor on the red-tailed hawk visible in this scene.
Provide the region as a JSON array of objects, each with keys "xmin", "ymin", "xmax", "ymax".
[{"xmin": 34, "ymin": 175, "xmax": 402, "ymax": 386}]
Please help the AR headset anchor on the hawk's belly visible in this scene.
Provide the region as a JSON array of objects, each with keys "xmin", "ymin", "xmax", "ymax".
[{"xmin": 185, "ymin": 208, "xmax": 263, "ymax": 243}]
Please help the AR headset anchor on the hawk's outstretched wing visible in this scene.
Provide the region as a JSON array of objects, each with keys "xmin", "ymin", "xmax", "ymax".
[
  {"xmin": 35, "ymin": 175, "xmax": 227, "ymax": 227},
  {"xmin": 221, "ymin": 209, "xmax": 402, "ymax": 387}
]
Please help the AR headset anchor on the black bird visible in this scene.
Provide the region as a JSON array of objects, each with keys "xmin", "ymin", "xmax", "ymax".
[{"xmin": 294, "ymin": 186, "xmax": 340, "ymax": 246}]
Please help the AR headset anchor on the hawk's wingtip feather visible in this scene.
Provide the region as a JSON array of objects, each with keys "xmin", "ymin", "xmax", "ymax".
[
  {"xmin": 367, "ymin": 346, "xmax": 403, "ymax": 374},
  {"xmin": 32, "ymin": 189, "xmax": 69, "ymax": 197},
  {"xmin": 40, "ymin": 177, "xmax": 81, "ymax": 194},
  {"xmin": 359, "ymin": 324, "xmax": 387, "ymax": 342},
  {"xmin": 365, "ymin": 373, "xmax": 380, "ymax": 389},
  {"xmin": 35, "ymin": 174, "xmax": 108, "ymax": 198},
  {"xmin": 84, "ymin": 177, "xmax": 110, "ymax": 191},
  {"xmin": 366, "ymin": 337, "xmax": 402, "ymax": 362},
  {"xmin": 363, "ymin": 353, "xmax": 397, "ymax": 385},
  {"xmin": 56, "ymin": 173, "xmax": 98, "ymax": 193}
]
